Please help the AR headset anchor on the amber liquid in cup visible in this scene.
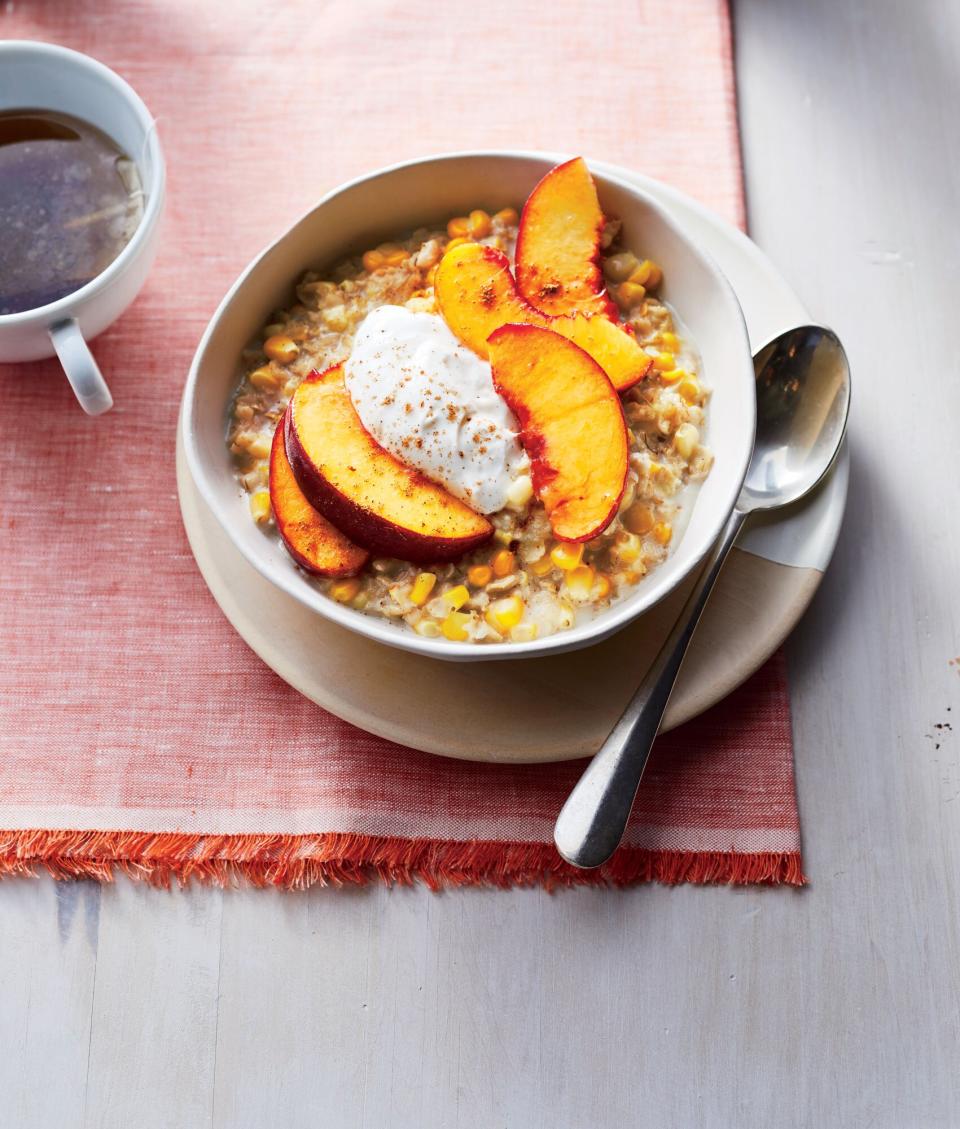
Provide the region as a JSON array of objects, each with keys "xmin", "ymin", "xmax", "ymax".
[{"xmin": 0, "ymin": 109, "xmax": 144, "ymax": 316}]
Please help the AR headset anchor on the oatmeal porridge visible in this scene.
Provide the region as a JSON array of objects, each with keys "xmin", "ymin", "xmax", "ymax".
[{"xmin": 227, "ymin": 158, "xmax": 713, "ymax": 645}]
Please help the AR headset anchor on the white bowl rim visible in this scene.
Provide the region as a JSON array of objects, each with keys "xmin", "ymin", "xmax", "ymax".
[
  {"xmin": 0, "ymin": 40, "xmax": 166, "ymax": 328},
  {"xmin": 182, "ymin": 148, "xmax": 755, "ymax": 662}
]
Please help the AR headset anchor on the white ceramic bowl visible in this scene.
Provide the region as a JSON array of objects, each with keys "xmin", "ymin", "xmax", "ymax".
[{"xmin": 183, "ymin": 151, "xmax": 755, "ymax": 662}]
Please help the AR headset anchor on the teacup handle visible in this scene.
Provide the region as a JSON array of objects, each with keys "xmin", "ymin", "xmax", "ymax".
[{"xmin": 49, "ymin": 319, "xmax": 114, "ymax": 416}]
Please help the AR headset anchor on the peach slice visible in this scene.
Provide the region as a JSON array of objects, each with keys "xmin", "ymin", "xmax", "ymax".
[
  {"xmin": 269, "ymin": 410, "xmax": 369, "ymax": 577},
  {"xmin": 488, "ymin": 324, "xmax": 629, "ymax": 542},
  {"xmin": 435, "ymin": 242, "xmax": 651, "ymax": 392},
  {"xmin": 285, "ymin": 365, "xmax": 493, "ymax": 563},
  {"xmin": 515, "ymin": 157, "xmax": 618, "ymax": 319}
]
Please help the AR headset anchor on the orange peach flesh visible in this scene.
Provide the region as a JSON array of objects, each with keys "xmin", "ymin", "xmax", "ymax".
[
  {"xmin": 269, "ymin": 410, "xmax": 369, "ymax": 577},
  {"xmin": 488, "ymin": 324, "xmax": 629, "ymax": 543},
  {"xmin": 515, "ymin": 157, "xmax": 617, "ymax": 320},
  {"xmin": 286, "ymin": 366, "xmax": 492, "ymax": 563},
  {"xmin": 435, "ymin": 242, "xmax": 650, "ymax": 392}
]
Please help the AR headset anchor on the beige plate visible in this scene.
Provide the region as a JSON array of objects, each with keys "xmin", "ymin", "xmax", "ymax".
[{"xmin": 176, "ymin": 165, "xmax": 845, "ymax": 763}]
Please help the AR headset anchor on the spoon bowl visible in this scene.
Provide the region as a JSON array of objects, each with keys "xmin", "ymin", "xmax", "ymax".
[
  {"xmin": 741, "ymin": 326, "xmax": 849, "ymax": 511},
  {"xmin": 554, "ymin": 324, "xmax": 851, "ymax": 869}
]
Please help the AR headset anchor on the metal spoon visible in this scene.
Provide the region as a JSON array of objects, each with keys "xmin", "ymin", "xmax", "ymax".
[{"xmin": 554, "ymin": 325, "xmax": 851, "ymax": 869}]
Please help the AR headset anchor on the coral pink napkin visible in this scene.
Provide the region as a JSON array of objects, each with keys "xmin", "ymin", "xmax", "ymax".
[{"xmin": 0, "ymin": 0, "xmax": 803, "ymax": 887}]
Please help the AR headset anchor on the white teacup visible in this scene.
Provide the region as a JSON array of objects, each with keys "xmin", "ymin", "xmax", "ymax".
[{"xmin": 0, "ymin": 41, "xmax": 165, "ymax": 414}]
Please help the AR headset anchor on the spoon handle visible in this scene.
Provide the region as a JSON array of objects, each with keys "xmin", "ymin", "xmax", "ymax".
[{"xmin": 554, "ymin": 507, "xmax": 748, "ymax": 869}]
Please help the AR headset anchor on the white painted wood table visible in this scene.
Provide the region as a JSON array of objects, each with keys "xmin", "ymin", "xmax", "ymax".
[{"xmin": 2, "ymin": 2, "xmax": 958, "ymax": 1124}]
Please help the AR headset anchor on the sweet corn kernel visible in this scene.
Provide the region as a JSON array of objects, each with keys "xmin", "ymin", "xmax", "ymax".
[
  {"xmin": 494, "ymin": 206, "xmax": 519, "ymax": 226},
  {"xmin": 631, "ymin": 259, "xmax": 662, "ymax": 288},
  {"xmin": 415, "ymin": 620, "xmax": 441, "ymax": 638},
  {"xmin": 381, "ymin": 249, "xmax": 408, "ymax": 267},
  {"xmin": 613, "ymin": 532, "xmax": 642, "ymax": 565},
  {"xmin": 529, "ymin": 555, "xmax": 554, "ymax": 577},
  {"xmin": 564, "ymin": 564, "xmax": 595, "ymax": 601},
  {"xmin": 505, "ymin": 474, "xmax": 533, "ymax": 510},
  {"xmin": 263, "ymin": 335, "xmax": 299, "ymax": 364},
  {"xmin": 485, "ymin": 595, "xmax": 525, "ymax": 633},
  {"xmin": 624, "ymin": 503, "xmax": 655, "ymax": 535},
  {"xmin": 247, "ymin": 435, "xmax": 272, "ymax": 460},
  {"xmin": 492, "ymin": 549, "xmax": 516, "ymax": 578},
  {"xmin": 351, "ymin": 591, "xmax": 369, "ymax": 611},
  {"xmin": 659, "ymin": 331, "xmax": 681, "ymax": 352},
  {"xmin": 628, "ymin": 259, "xmax": 653, "ymax": 286},
  {"xmin": 646, "ymin": 459, "xmax": 662, "ymax": 477},
  {"xmin": 263, "ymin": 322, "xmax": 285, "ymax": 338},
  {"xmin": 674, "ymin": 423, "xmax": 700, "ymax": 460},
  {"xmin": 447, "ymin": 216, "xmax": 470, "ymax": 239},
  {"xmin": 652, "ymin": 521, "xmax": 673, "ymax": 545},
  {"xmin": 249, "ymin": 366, "xmax": 280, "ymax": 392},
  {"xmin": 441, "ymin": 584, "xmax": 470, "ymax": 610},
  {"xmin": 509, "ymin": 622, "xmax": 539, "ymax": 643},
  {"xmin": 321, "ymin": 304, "xmax": 349, "ymax": 331},
  {"xmin": 467, "ymin": 564, "xmax": 493, "ymax": 587},
  {"xmin": 556, "ymin": 601, "xmax": 576, "ymax": 630},
  {"xmin": 659, "ymin": 367, "xmax": 688, "ymax": 385},
  {"xmin": 603, "ymin": 251, "xmax": 639, "ymax": 282},
  {"xmin": 652, "ymin": 351, "xmax": 675, "ymax": 372},
  {"xmin": 409, "ymin": 572, "xmax": 438, "ymax": 607},
  {"xmin": 550, "ymin": 542, "xmax": 584, "ymax": 571},
  {"xmin": 416, "ymin": 241, "xmax": 442, "ymax": 269},
  {"xmin": 467, "ymin": 209, "xmax": 492, "ymax": 239},
  {"xmin": 618, "ymin": 477, "xmax": 637, "ymax": 514},
  {"xmin": 441, "ymin": 611, "xmax": 471, "ymax": 641},
  {"xmin": 329, "ymin": 578, "xmax": 361, "ymax": 603},
  {"xmin": 493, "ymin": 528, "xmax": 513, "ymax": 545},
  {"xmin": 249, "ymin": 490, "xmax": 271, "ymax": 523},
  {"xmin": 617, "ymin": 280, "xmax": 646, "ymax": 307},
  {"xmin": 594, "ymin": 573, "xmax": 612, "ymax": 600},
  {"xmin": 678, "ymin": 377, "xmax": 701, "ymax": 404},
  {"xmin": 362, "ymin": 249, "xmax": 385, "ymax": 272}
]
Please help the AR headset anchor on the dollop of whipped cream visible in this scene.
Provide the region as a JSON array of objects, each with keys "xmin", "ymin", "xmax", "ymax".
[{"xmin": 343, "ymin": 305, "xmax": 528, "ymax": 514}]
